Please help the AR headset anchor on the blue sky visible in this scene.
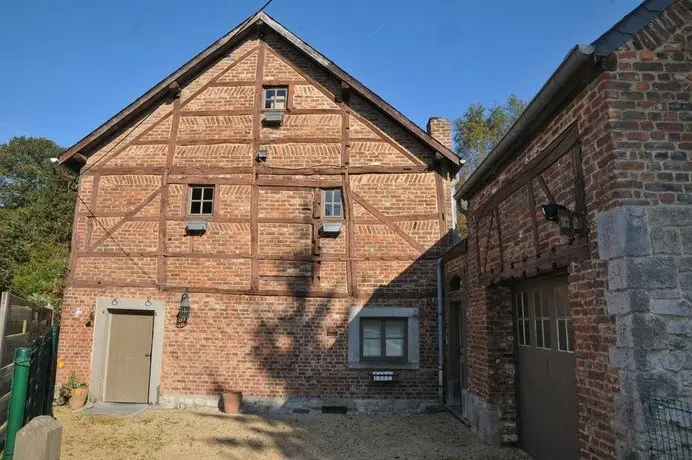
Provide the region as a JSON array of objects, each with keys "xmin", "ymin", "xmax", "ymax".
[{"xmin": 0, "ymin": 0, "xmax": 641, "ymax": 149}]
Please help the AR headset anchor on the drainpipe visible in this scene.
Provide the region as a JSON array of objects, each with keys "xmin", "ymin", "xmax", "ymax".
[{"xmin": 436, "ymin": 258, "xmax": 444, "ymax": 403}]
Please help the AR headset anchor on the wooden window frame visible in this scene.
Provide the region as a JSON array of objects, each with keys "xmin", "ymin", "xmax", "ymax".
[
  {"xmin": 359, "ymin": 317, "xmax": 408, "ymax": 364},
  {"xmin": 263, "ymin": 86, "xmax": 288, "ymax": 110},
  {"xmin": 555, "ymin": 285, "xmax": 573, "ymax": 353},
  {"xmin": 322, "ymin": 189, "xmax": 343, "ymax": 219},
  {"xmin": 188, "ymin": 185, "xmax": 215, "ymax": 216},
  {"xmin": 533, "ymin": 289, "xmax": 551, "ymax": 350},
  {"xmin": 516, "ymin": 292, "xmax": 531, "ymax": 347}
]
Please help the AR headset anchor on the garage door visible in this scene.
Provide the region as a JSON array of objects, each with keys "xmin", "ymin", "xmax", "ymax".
[{"xmin": 515, "ymin": 276, "xmax": 578, "ymax": 460}]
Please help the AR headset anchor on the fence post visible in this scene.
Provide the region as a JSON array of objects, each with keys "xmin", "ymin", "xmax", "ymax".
[
  {"xmin": 45, "ymin": 326, "xmax": 58, "ymax": 416},
  {"xmin": 4, "ymin": 348, "xmax": 31, "ymax": 460}
]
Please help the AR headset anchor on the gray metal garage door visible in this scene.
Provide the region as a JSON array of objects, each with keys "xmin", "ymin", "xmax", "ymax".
[{"xmin": 514, "ymin": 276, "xmax": 579, "ymax": 460}]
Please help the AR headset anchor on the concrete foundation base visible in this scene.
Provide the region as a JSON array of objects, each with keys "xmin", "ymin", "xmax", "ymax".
[
  {"xmin": 159, "ymin": 394, "xmax": 438, "ymax": 414},
  {"xmin": 461, "ymin": 390, "xmax": 502, "ymax": 445}
]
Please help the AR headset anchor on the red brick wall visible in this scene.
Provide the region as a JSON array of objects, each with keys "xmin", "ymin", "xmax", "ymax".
[
  {"xmin": 59, "ymin": 28, "xmax": 455, "ymax": 403},
  {"xmin": 444, "ymin": 0, "xmax": 691, "ymax": 457}
]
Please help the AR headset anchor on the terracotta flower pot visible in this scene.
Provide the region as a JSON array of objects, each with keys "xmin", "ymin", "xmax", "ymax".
[
  {"xmin": 68, "ymin": 387, "xmax": 89, "ymax": 410},
  {"xmin": 222, "ymin": 391, "xmax": 242, "ymax": 414}
]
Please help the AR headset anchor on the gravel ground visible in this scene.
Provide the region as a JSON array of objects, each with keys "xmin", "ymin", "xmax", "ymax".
[{"xmin": 55, "ymin": 406, "xmax": 526, "ymax": 459}]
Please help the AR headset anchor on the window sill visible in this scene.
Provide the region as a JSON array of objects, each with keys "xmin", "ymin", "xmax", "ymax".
[{"xmin": 348, "ymin": 361, "xmax": 419, "ymax": 370}]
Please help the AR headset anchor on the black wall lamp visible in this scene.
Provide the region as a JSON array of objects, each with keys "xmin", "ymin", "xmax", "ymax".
[
  {"xmin": 177, "ymin": 288, "xmax": 191, "ymax": 328},
  {"xmin": 542, "ymin": 203, "xmax": 575, "ymax": 236}
]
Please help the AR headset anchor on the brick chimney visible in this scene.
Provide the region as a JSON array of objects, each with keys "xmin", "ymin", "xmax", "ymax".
[{"xmin": 426, "ymin": 117, "xmax": 452, "ymax": 150}]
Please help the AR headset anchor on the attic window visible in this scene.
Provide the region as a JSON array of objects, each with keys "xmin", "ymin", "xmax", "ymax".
[
  {"xmin": 264, "ymin": 87, "xmax": 287, "ymax": 110},
  {"xmin": 189, "ymin": 185, "xmax": 214, "ymax": 216},
  {"xmin": 322, "ymin": 189, "xmax": 342, "ymax": 218}
]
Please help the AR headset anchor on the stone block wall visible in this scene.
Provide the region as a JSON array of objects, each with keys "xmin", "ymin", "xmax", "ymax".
[{"xmin": 598, "ymin": 205, "xmax": 692, "ymax": 458}]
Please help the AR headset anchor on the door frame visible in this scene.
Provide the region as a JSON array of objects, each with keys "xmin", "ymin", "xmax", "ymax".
[{"xmin": 91, "ymin": 298, "xmax": 165, "ymax": 404}]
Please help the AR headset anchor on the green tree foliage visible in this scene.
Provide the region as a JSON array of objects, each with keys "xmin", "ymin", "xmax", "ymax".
[
  {"xmin": 453, "ymin": 94, "xmax": 526, "ymax": 175},
  {"xmin": 0, "ymin": 137, "xmax": 75, "ymax": 310},
  {"xmin": 452, "ymin": 95, "xmax": 526, "ymax": 238}
]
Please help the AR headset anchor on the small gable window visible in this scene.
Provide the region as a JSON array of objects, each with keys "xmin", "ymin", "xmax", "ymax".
[
  {"xmin": 264, "ymin": 87, "xmax": 287, "ymax": 110},
  {"xmin": 322, "ymin": 189, "xmax": 342, "ymax": 218},
  {"xmin": 189, "ymin": 185, "xmax": 214, "ymax": 216}
]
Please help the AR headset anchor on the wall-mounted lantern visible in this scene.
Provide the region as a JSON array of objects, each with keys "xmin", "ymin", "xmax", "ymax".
[
  {"xmin": 177, "ymin": 288, "xmax": 191, "ymax": 328},
  {"xmin": 542, "ymin": 203, "xmax": 574, "ymax": 235}
]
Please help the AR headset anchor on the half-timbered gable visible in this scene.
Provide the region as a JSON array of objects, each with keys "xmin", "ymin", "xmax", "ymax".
[{"xmin": 57, "ymin": 12, "xmax": 460, "ymax": 411}]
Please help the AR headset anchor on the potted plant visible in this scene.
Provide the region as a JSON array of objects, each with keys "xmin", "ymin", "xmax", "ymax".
[
  {"xmin": 66, "ymin": 373, "xmax": 89, "ymax": 410},
  {"xmin": 221, "ymin": 390, "xmax": 242, "ymax": 414}
]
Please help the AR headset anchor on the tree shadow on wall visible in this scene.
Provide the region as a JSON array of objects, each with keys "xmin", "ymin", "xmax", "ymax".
[
  {"xmin": 201, "ymin": 227, "xmax": 456, "ymax": 459},
  {"xmin": 249, "ymin": 230, "xmax": 456, "ymax": 407}
]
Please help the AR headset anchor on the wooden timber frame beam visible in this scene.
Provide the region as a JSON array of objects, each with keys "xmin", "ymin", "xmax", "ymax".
[
  {"xmin": 471, "ymin": 123, "xmax": 590, "ymax": 284},
  {"xmin": 312, "ymin": 188, "xmax": 322, "ymax": 286},
  {"xmin": 76, "ymin": 252, "xmax": 437, "ymax": 262},
  {"xmin": 78, "ymin": 33, "xmax": 444, "ymax": 296},
  {"xmin": 340, "ymin": 81, "xmax": 357, "ymax": 297},
  {"xmin": 88, "ymin": 186, "xmax": 163, "ymax": 252},
  {"xmin": 478, "ymin": 123, "xmax": 579, "ymax": 218},
  {"xmin": 250, "ymin": 28, "xmax": 266, "ymax": 291},
  {"xmin": 352, "ymin": 192, "xmax": 424, "ymax": 254},
  {"xmin": 159, "ymin": 91, "xmax": 182, "ymax": 286},
  {"xmin": 84, "ymin": 173, "xmax": 101, "ymax": 250},
  {"xmin": 85, "ymin": 164, "xmax": 432, "ymax": 176}
]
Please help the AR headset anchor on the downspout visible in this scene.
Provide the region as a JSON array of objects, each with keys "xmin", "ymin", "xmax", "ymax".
[{"xmin": 436, "ymin": 257, "xmax": 444, "ymax": 403}]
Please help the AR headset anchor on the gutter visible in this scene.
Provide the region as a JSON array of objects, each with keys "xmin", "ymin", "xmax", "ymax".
[{"xmin": 456, "ymin": 44, "xmax": 596, "ymax": 200}]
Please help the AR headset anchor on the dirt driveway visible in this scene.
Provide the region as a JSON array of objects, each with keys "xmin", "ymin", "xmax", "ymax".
[{"xmin": 55, "ymin": 406, "xmax": 525, "ymax": 459}]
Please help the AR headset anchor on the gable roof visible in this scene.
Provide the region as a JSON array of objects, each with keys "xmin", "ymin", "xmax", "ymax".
[
  {"xmin": 455, "ymin": 0, "xmax": 674, "ymax": 200},
  {"xmin": 58, "ymin": 12, "xmax": 461, "ymax": 171}
]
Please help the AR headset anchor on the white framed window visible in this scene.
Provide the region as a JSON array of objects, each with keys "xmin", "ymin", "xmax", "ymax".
[
  {"xmin": 189, "ymin": 185, "xmax": 214, "ymax": 216},
  {"xmin": 534, "ymin": 290, "xmax": 551, "ymax": 349},
  {"xmin": 348, "ymin": 307, "xmax": 419, "ymax": 369},
  {"xmin": 264, "ymin": 87, "xmax": 287, "ymax": 110},
  {"xmin": 555, "ymin": 285, "xmax": 573, "ymax": 352},
  {"xmin": 322, "ymin": 189, "xmax": 342, "ymax": 218},
  {"xmin": 516, "ymin": 292, "xmax": 530, "ymax": 347}
]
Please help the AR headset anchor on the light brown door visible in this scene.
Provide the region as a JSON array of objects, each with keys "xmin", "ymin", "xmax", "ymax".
[{"xmin": 104, "ymin": 310, "xmax": 154, "ymax": 403}]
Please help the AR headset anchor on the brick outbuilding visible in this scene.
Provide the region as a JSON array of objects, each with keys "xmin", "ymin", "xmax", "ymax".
[{"xmin": 441, "ymin": 1, "xmax": 692, "ymax": 459}]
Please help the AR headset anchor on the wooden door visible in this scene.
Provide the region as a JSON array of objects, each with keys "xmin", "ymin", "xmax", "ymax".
[
  {"xmin": 104, "ymin": 310, "xmax": 154, "ymax": 403},
  {"xmin": 446, "ymin": 299, "xmax": 468, "ymax": 409},
  {"xmin": 515, "ymin": 276, "xmax": 578, "ymax": 460},
  {"xmin": 447, "ymin": 301, "xmax": 462, "ymax": 407}
]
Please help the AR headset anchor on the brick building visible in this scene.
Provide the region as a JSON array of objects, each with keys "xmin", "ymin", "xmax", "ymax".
[
  {"xmin": 441, "ymin": 1, "xmax": 691, "ymax": 459},
  {"xmin": 56, "ymin": 13, "xmax": 461, "ymax": 412}
]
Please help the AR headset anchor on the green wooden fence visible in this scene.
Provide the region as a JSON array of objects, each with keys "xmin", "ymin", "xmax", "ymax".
[{"xmin": 0, "ymin": 293, "xmax": 56, "ymax": 459}]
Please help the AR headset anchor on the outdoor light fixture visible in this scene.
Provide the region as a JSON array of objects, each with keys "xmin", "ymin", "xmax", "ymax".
[
  {"xmin": 542, "ymin": 203, "xmax": 574, "ymax": 235},
  {"xmin": 257, "ymin": 149, "xmax": 268, "ymax": 162},
  {"xmin": 177, "ymin": 288, "xmax": 191, "ymax": 328}
]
